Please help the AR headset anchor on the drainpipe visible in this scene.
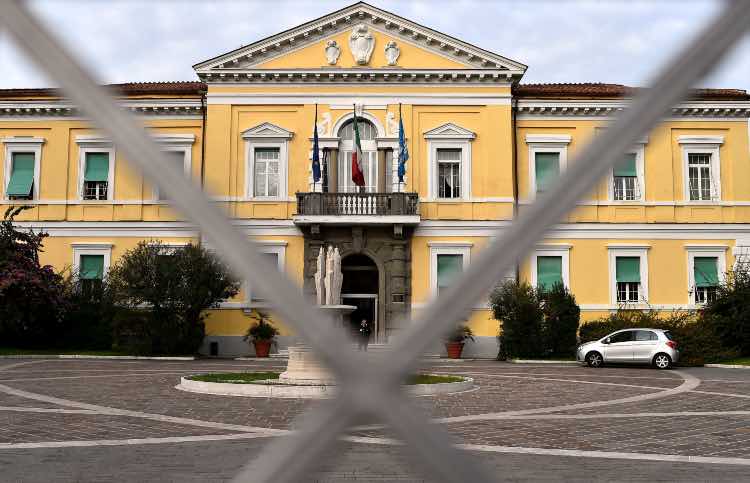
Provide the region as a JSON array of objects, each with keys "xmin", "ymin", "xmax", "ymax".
[
  {"xmin": 198, "ymin": 86, "xmax": 207, "ymax": 247},
  {"xmin": 511, "ymin": 95, "xmax": 520, "ymax": 283}
]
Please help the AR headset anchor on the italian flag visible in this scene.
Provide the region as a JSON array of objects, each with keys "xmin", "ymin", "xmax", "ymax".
[{"xmin": 351, "ymin": 108, "xmax": 366, "ymax": 187}]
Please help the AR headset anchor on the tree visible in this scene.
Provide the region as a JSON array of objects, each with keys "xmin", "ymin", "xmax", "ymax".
[
  {"xmin": 107, "ymin": 241, "xmax": 240, "ymax": 355},
  {"xmin": 703, "ymin": 268, "xmax": 750, "ymax": 356},
  {"xmin": 490, "ymin": 280, "xmax": 543, "ymax": 359},
  {"xmin": 0, "ymin": 206, "xmax": 68, "ymax": 347},
  {"xmin": 539, "ymin": 282, "xmax": 580, "ymax": 358}
]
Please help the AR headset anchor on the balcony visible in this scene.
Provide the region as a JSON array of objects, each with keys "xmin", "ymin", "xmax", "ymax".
[{"xmin": 293, "ymin": 192, "xmax": 420, "ymax": 225}]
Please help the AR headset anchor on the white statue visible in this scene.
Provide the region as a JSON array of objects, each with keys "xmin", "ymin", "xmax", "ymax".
[
  {"xmin": 349, "ymin": 24, "xmax": 375, "ymax": 65},
  {"xmin": 324, "ymin": 246, "xmax": 334, "ymax": 305},
  {"xmin": 385, "ymin": 111, "xmax": 398, "ymax": 137},
  {"xmin": 325, "ymin": 40, "xmax": 341, "ymax": 65},
  {"xmin": 384, "ymin": 41, "xmax": 400, "ymax": 66},
  {"xmin": 316, "ymin": 112, "xmax": 332, "ymax": 137},
  {"xmin": 314, "ymin": 247, "xmax": 325, "ymax": 305},
  {"xmin": 331, "ymin": 248, "xmax": 343, "ymax": 305}
]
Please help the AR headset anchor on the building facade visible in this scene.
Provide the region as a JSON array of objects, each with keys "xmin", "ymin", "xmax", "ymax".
[{"xmin": 3, "ymin": 2, "xmax": 750, "ymax": 357}]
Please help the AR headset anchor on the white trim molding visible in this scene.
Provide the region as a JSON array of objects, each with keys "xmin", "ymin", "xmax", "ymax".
[
  {"xmin": 530, "ymin": 244, "xmax": 571, "ymax": 289},
  {"xmin": 686, "ymin": 245, "xmax": 727, "ymax": 305},
  {"xmin": 3, "ymin": 136, "xmax": 44, "ymax": 200},
  {"xmin": 608, "ymin": 246, "xmax": 650, "ymax": 307},
  {"xmin": 678, "ymin": 135, "xmax": 723, "ymax": 202},
  {"xmin": 526, "ymin": 134, "xmax": 571, "ymax": 200},
  {"xmin": 242, "ymin": 123, "xmax": 293, "ymax": 201},
  {"xmin": 426, "ymin": 123, "xmax": 475, "ymax": 201},
  {"xmin": 76, "ymin": 136, "xmax": 115, "ymax": 201},
  {"xmin": 428, "ymin": 242, "xmax": 472, "ymax": 298},
  {"xmin": 71, "ymin": 242, "xmax": 113, "ymax": 280}
]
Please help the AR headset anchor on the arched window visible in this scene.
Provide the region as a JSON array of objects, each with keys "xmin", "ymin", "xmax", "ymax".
[{"xmin": 338, "ymin": 118, "xmax": 378, "ymax": 192}]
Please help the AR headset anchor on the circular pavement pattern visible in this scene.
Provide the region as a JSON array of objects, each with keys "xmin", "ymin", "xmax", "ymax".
[{"xmin": 1, "ymin": 358, "xmax": 749, "ymax": 482}]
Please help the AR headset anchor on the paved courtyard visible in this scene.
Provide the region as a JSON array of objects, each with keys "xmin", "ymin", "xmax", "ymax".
[{"xmin": 1, "ymin": 358, "xmax": 749, "ymax": 482}]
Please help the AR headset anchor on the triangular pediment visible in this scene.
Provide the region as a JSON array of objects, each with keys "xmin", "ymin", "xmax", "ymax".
[
  {"xmin": 241, "ymin": 122, "xmax": 294, "ymax": 139},
  {"xmin": 423, "ymin": 123, "xmax": 476, "ymax": 139},
  {"xmin": 194, "ymin": 2, "xmax": 526, "ymax": 81}
]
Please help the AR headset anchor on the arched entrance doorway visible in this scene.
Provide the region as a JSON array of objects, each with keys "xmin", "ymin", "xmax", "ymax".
[{"xmin": 341, "ymin": 253, "xmax": 379, "ymax": 341}]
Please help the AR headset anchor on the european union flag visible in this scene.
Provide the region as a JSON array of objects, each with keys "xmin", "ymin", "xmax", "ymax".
[
  {"xmin": 312, "ymin": 106, "xmax": 321, "ymax": 183},
  {"xmin": 398, "ymin": 113, "xmax": 408, "ymax": 183}
]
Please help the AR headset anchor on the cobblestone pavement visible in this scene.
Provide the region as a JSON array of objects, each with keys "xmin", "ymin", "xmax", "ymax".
[{"xmin": 0, "ymin": 358, "xmax": 749, "ymax": 482}]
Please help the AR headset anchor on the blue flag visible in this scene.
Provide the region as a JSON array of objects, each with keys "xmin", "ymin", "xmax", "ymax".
[
  {"xmin": 397, "ymin": 113, "xmax": 408, "ymax": 183},
  {"xmin": 312, "ymin": 106, "xmax": 321, "ymax": 183}
]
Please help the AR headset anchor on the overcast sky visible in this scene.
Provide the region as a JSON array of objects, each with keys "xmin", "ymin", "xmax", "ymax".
[{"xmin": 1, "ymin": 0, "xmax": 749, "ymax": 90}]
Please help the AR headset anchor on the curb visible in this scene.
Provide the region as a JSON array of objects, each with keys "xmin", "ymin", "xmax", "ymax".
[
  {"xmin": 704, "ymin": 363, "xmax": 750, "ymax": 369},
  {"xmin": 0, "ymin": 355, "xmax": 195, "ymax": 361},
  {"xmin": 510, "ymin": 359, "xmax": 579, "ymax": 365}
]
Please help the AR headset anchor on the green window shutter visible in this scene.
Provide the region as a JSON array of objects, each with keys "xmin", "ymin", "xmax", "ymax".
[
  {"xmin": 535, "ymin": 152, "xmax": 560, "ymax": 192},
  {"xmin": 537, "ymin": 256, "xmax": 563, "ymax": 291},
  {"xmin": 6, "ymin": 152, "xmax": 35, "ymax": 196},
  {"xmin": 437, "ymin": 254, "xmax": 463, "ymax": 291},
  {"xmin": 616, "ymin": 257, "xmax": 641, "ymax": 283},
  {"xmin": 614, "ymin": 153, "xmax": 637, "ymax": 177},
  {"xmin": 84, "ymin": 153, "xmax": 109, "ymax": 182},
  {"xmin": 694, "ymin": 257, "xmax": 719, "ymax": 287},
  {"xmin": 79, "ymin": 254, "xmax": 104, "ymax": 280}
]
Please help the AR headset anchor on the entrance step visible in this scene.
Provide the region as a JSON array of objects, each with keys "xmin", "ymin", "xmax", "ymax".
[{"xmin": 271, "ymin": 349, "xmax": 289, "ymax": 358}]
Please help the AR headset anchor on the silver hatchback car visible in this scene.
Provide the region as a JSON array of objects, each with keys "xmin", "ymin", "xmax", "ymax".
[{"xmin": 576, "ymin": 328, "xmax": 679, "ymax": 369}]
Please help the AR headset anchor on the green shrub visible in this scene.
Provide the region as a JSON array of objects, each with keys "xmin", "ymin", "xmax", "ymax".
[
  {"xmin": 243, "ymin": 311, "xmax": 280, "ymax": 342},
  {"xmin": 491, "ymin": 280, "xmax": 543, "ymax": 359},
  {"xmin": 59, "ymin": 276, "xmax": 116, "ymax": 350},
  {"xmin": 703, "ymin": 269, "xmax": 750, "ymax": 356},
  {"xmin": 580, "ymin": 310, "xmax": 737, "ymax": 366},
  {"xmin": 540, "ymin": 283, "xmax": 580, "ymax": 358}
]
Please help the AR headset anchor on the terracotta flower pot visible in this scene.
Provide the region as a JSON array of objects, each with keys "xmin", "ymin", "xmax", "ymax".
[
  {"xmin": 445, "ymin": 341, "xmax": 465, "ymax": 359},
  {"xmin": 253, "ymin": 339, "xmax": 272, "ymax": 358}
]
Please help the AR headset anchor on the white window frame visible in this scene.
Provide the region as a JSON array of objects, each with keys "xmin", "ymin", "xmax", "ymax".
[
  {"xmin": 686, "ymin": 245, "xmax": 727, "ymax": 305},
  {"xmin": 678, "ymin": 135, "xmax": 723, "ymax": 202},
  {"xmin": 3, "ymin": 136, "xmax": 44, "ymax": 200},
  {"xmin": 428, "ymin": 241, "xmax": 472, "ymax": 297},
  {"xmin": 72, "ymin": 242, "xmax": 113, "ymax": 280},
  {"xmin": 76, "ymin": 136, "xmax": 115, "ymax": 201},
  {"xmin": 608, "ymin": 143, "xmax": 646, "ymax": 202},
  {"xmin": 151, "ymin": 134, "xmax": 194, "ymax": 201},
  {"xmin": 530, "ymin": 244, "xmax": 571, "ymax": 290},
  {"xmin": 242, "ymin": 123, "xmax": 292, "ymax": 201},
  {"xmin": 607, "ymin": 245, "xmax": 650, "ymax": 307},
  {"xmin": 246, "ymin": 241, "xmax": 287, "ymax": 307},
  {"xmin": 425, "ymin": 124, "xmax": 475, "ymax": 201},
  {"xmin": 526, "ymin": 134, "xmax": 571, "ymax": 200}
]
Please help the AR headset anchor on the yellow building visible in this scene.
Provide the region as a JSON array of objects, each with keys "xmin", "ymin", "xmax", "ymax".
[{"xmin": 3, "ymin": 2, "xmax": 750, "ymax": 357}]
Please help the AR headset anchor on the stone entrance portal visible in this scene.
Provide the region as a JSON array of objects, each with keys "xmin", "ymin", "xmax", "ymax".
[{"xmin": 302, "ymin": 225, "xmax": 411, "ymax": 342}]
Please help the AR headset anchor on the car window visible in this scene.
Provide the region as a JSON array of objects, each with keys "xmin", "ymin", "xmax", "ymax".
[
  {"xmin": 635, "ymin": 330, "xmax": 657, "ymax": 341},
  {"xmin": 664, "ymin": 331, "xmax": 674, "ymax": 341},
  {"xmin": 609, "ymin": 331, "xmax": 633, "ymax": 343}
]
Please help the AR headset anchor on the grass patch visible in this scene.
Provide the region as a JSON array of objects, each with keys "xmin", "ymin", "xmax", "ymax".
[
  {"xmin": 717, "ymin": 357, "xmax": 750, "ymax": 366},
  {"xmin": 188, "ymin": 372, "xmax": 280, "ymax": 384},
  {"xmin": 0, "ymin": 348, "xmax": 130, "ymax": 356},
  {"xmin": 407, "ymin": 374, "xmax": 464, "ymax": 385}
]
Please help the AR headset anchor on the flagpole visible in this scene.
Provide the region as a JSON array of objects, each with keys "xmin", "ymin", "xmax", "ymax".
[{"xmin": 314, "ymin": 103, "xmax": 317, "ymax": 193}]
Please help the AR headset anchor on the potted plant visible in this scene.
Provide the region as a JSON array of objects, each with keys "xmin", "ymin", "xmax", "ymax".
[
  {"xmin": 243, "ymin": 311, "xmax": 279, "ymax": 358},
  {"xmin": 444, "ymin": 324, "xmax": 475, "ymax": 359}
]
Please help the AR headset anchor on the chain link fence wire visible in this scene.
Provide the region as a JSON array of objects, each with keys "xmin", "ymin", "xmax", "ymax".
[{"xmin": 1, "ymin": 0, "xmax": 749, "ymax": 481}]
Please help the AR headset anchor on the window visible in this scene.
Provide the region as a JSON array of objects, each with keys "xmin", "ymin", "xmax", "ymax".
[
  {"xmin": 436, "ymin": 254, "xmax": 463, "ymax": 296},
  {"xmin": 245, "ymin": 242, "xmax": 286, "ymax": 306},
  {"xmin": 437, "ymin": 148, "xmax": 461, "ymax": 199},
  {"xmin": 6, "ymin": 152, "xmax": 35, "ymax": 200},
  {"xmin": 526, "ymin": 134, "xmax": 570, "ymax": 199},
  {"xmin": 678, "ymin": 135, "xmax": 722, "ymax": 202},
  {"xmin": 609, "ymin": 331, "xmax": 634, "ymax": 344},
  {"xmin": 534, "ymin": 152, "xmax": 560, "ymax": 194},
  {"xmin": 536, "ymin": 256, "xmax": 562, "ymax": 292},
  {"xmin": 82, "ymin": 152, "xmax": 109, "ymax": 200},
  {"xmin": 155, "ymin": 150, "xmax": 189, "ymax": 201},
  {"xmin": 242, "ymin": 122, "xmax": 292, "ymax": 200},
  {"xmin": 72, "ymin": 243, "xmax": 112, "ymax": 296},
  {"xmin": 608, "ymin": 246, "xmax": 649, "ymax": 306},
  {"xmin": 429, "ymin": 242, "xmax": 471, "ymax": 297},
  {"xmin": 254, "ymin": 147, "xmax": 280, "ymax": 197},
  {"xmin": 3, "ymin": 137, "xmax": 43, "ymax": 201},
  {"xmin": 425, "ymin": 123, "xmax": 475, "ymax": 201},
  {"xmin": 338, "ymin": 118, "xmax": 378, "ymax": 193},
  {"xmin": 613, "ymin": 153, "xmax": 639, "ymax": 201},
  {"xmin": 616, "ymin": 257, "xmax": 641, "ymax": 303},
  {"xmin": 635, "ymin": 330, "xmax": 658, "ymax": 341},
  {"xmin": 687, "ymin": 247, "xmax": 726, "ymax": 305},
  {"xmin": 531, "ymin": 246, "xmax": 570, "ymax": 291}
]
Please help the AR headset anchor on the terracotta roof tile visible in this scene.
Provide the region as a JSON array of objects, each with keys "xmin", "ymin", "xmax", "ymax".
[
  {"xmin": 0, "ymin": 81, "xmax": 206, "ymax": 99},
  {"xmin": 513, "ymin": 82, "xmax": 749, "ymax": 101}
]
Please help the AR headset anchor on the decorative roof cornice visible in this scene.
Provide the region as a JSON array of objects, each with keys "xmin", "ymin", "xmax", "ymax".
[
  {"xmin": 193, "ymin": 2, "xmax": 526, "ymax": 82},
  {"xmin": 0, "ymin": 99, "xmax": 203, "ymax": 118},
  {"xmin": 516, "ymin": 100, "xmax": 750, "ymax": 118}
]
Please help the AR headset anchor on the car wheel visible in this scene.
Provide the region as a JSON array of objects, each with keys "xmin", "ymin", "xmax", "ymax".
[
  {"xmin": 586, "ymin": 351, "xmax": 603, "ymax": 368},
  {"xmin": 653, "ymin": 353, "xmax": 672, "ymax": 370}
]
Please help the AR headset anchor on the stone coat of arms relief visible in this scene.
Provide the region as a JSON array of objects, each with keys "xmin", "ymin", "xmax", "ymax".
[{"xmin": 349, "ymin": 24, "xmax": 375, "ymax": 65}]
